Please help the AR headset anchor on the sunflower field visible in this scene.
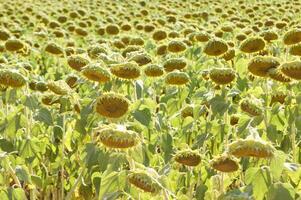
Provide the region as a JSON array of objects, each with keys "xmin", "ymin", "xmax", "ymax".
[{"xmin": 0, "ymin": 0, "xmax": 301, "ymax": 199}]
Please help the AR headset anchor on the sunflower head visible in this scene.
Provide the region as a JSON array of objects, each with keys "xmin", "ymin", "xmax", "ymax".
[
  {"xmin": 240, "ymin": 98, "xmax": 262, "ymax": 117},
  {"xmin": 67, "ymin": 55, "xmax": 90, "ymax": 71},
  {"xmin": 41, "ymin": 93, "xmax": 60, "ymax": 106},
  {"xmin": 222, "ymin": 48, "xmax": 235, "ymax": 61},
  {"xmin": 280, "ymin": 61, "xmax": 301, "ymax": 80},
  {"xmin": 267, "ymin": 68, "xmax": 291, "ymax": 83},
  {"xmin": 5, "ymin": 39, "xmax": 24, "ymax": 52},
  {"xmin": 167, "ymin": 40, "xmax": 187, "ymax": 53},
  {"xmin": 144, "ymin": 64, "xmax": 164, "ymax": 77},
  {"xmin": 209, "ymin": 68, "xmax": 236, "ymax": 85},
  {"xmin": 195, "ymin": 31, "xmax": 211, "ymax": 42},
  {"xmin": 248, "ymin": 56, "xmax": 280, "ymax": 77},
  {"xmin": 0, "ymin": 69, "xmax": 26, "ymax": 88},
  {"xmin": 65, "ymin": 75, "xmax": 79, "ymax": 88},
  {"xmin": 270, "ymin": 91, "xmax": 287, "ymax": 105},
  {"xmin": 204, "ymin": 38, "xmax": 228, "ymax": 56},
  {"xmin": 283, "ymin": 29, "xmax": 301, "ymax": 45},
  {"xmin": 152, "ymin": 30, "xmax": 167, "ymax": 41},
  {"xmin": 228, "ymin": 137, "xmax": 275, "ymax": 158},
  {"xmin": 94, "ymin": 92, "xmax": 129, "ymax": 119},
  {"xmin": 128, "ymin": 169, "xmax": 161, "ymax": 194},
  {"xmin": 165, "ymin": 71, "xmax": 189, "ymax": 86},
  {"xmin": 174, "ymin": 149, "xmax": 201, "ymax": 166},
  {"xmin": 95, "ymin": 124, "xmax": 139, "ymax": 149},
  {"xmin": 87, "ymin": 45, "xmax": 107, "ymax": 59},
  {"xmin": 210, "ymin": 154, "xmax": 239, "ymax": 172},
  {"xmin": 110, "ymin": 62, "xmax": 140, "ymax": 80},
  {"xmin": 45, "ymin": 42, "xmax": 64, "ymax": 55},
  {"xmin": 163, "ymin": 58, "xmax": 187, "ymax": 72},
  {"xmin": 82, "ymin": 63, "xmax": 111, "ymax": 83},
  {"xmin": 47, "ymin": 80, "xmax": 71, "ymax": 95},
  {"xmin": 181, "ymin": 105, "xmax": 194, "ymax": 118},
  {"xmin": 240, "ymin": 37, "xmax": 265, "ymax": 53}
]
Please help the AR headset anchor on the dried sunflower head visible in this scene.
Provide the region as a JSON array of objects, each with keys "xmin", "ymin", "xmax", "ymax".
[
  {"xmin": 210, "ymin": 154, "xmax": 239, "ymax": 172},
  {"xmin": 95, "ymin": 124, "xmax": 139, "ymax": 149},
  {"xmin": 248, "ymin": 56, "xmax": 280, "ymax": 77},
  {"xmin": 209, "ymin": 68, "xmax": 236, "ymax": 85},
  {"xmin": 163, "ymin": 57, "xmax": 187, "ymax": 72},
  {"xmin": 204, "ymin": 38, "xmax": 228, "ymax": 56},
  {"xmin": 174, "ymin": 149, "xmax": 201, "ymax": 166},
  {"xmin": 0, "ymin": 69, "xmax": 26, "ymax": 88},
  {"xmin": 110, "ymin": 62, "xmax": 140, "ymax": 80},
  {"xmin": 94, "ymin": 92, "xmax": 129, "ymax": 119},
  {"xmin": 240, "ymin": 37, "xmax": 265, "ymax": 53},
  {"xmin": 165, "ymin": 71, "xmax": 189, "ymax": 86},
  {"xmin": 240, "ymin": 98, "xmax": 262, "ymax": 117},
  {"xmin": 82, "ymin": 63, "xmax": 111, "ymax": 83},
  {"xmin": 144, "ymin": 64, "xmax": 164, "ymax": 77},
  {"xmin": 280, "ymin": 60, "xmax": 301, "ymax": 80}
]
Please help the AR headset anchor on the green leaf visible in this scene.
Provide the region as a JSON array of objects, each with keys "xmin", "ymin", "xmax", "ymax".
[
  {"xmin": 0, "ymin": 138, "xmax": 14, "ymax": 153},
  {"xmin": 135, "ymin": 80, "xmax": 143, "ymax": 99},
  {"xmin": 270, "ymin": 151, "xmax": 286, "ymax": 181},
  {"xmin": 7, "ymin": 188, "xmax": 27, "ymax": 200},
  {"xmin": 31, "ymin": 175, "xmax": 43, "ymax": 188},
  {"xmin": 34, "ymin": 108, "xmax": 53, "ymax": 126},
  {"xmin": 98, "ymin": 171, "xmax": 126, "ymax": 198},
  {"xmin": 91, "ymin": 172, "xmax": 102, "ymax": 196},
  {"xmin": 245, "ymin": 167, "xmax": 271, "ymax": 200},
  {"xmin": 15, "ymin": 165, "xmax": 30, "ymax": 182},
  {"xmin": 267, "ymin": 182, "xmax": 295, "ymax": 200},
  {"xmin": 132, "ymin": 108, "xmax": 151, "ymax": 126}
]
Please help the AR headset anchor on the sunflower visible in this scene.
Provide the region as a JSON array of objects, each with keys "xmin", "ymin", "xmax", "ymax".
[
  {"xmin": 94, "ymin": 93, "xmax": 129, "ymax": 118},
  {"xmin": 5, "ymin": 39, "xmax": 24, "ymax": 52},
  {"xmin": 82, "ymin": 63, "xmax": 111, "ymax": 83},
  {"xmin": 267, "ymin": 68, "xmax": 291, "ymax": 83},
  {"xmin": 248, "ymin": 56, "xmax": 280, "ymax": 77},
  {"xmin": 174, "ymin": 149, "xmax": 201, "ymax": 166},
  {"xmin": 45, "ymin": 42, "xmax": 64, "ymax": 55},
  {"xmin": 209, "ymin": 68, "xmax": 236, "ymax": 85},
  {"xmin": 67, "ymin": 55, "xmax": 90, "ymax": 71},
  {"xmin": 283, "ymin": 29, "xmax": 301, "ymax": 45},
  {"xmin": 110, "ymin": 62, "xmax": 140, "ymax": 80},
  {"xmin": 181, "ymin": 105, "xmax": 194, "ymax": 118},
  {"xmin": 163, "ymin": 58, "xmax": 187, "ymax": 72},
  {"xmin": 228, "ymin": 138, "xmax": 275, "ymax": 158},
  {"xmin": 204, "ymin": 38, "xmax": 228, "ymax": 56},
  {"xmin": 210, "ymin": 154, "xmax": 239, "ymax": 172},
  {"xmin": 289, "ymin": 43, "xmax": 301, "ymax": 56},
  {"xmin": 47, "ymin": 80, "xmax": 71, "ymax": 95},
  {"xmin": 0, "ymin": 69, "xmax": 26, "ymax": 88},
  {"xmin": 167, "ymin": 40, "xmax": 187, "ymax": 53},
  {"xmin": 96, "ymin": 125, "xmax": 139, "ymax": 149},
  {"xmin": 194, "ymin": 31, "xmax": 210, "ymax": 42},
  {"xmin": 240, "ymin": 98, "xmax": 262, "ymax": 117},
  {"xmin": 144, "ymin": 64, "xmax": 164, "ymax": 77},
  {"xmin": 165, "ymin": 71, "xmax": 189, "ymax": 86},
  {"xmin": 280, "ymin": 61, "xmax": 301, "ymax": 80},
  {"xmin": 270, "ymin": 91, "xmax": 287, "ymax": 105},
  {"xmin": 240, "ymin": 37, "xmax": 265, "ymax": 53},
  {"xmin": 222, "ymin": 48, "xmax": 235, "ymax": 61},
  {"xmin": 128, "ymin": 169, "xmax": 161, "ymax": 194}
]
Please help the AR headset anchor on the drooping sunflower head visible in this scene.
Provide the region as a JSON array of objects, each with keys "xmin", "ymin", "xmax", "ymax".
[
  {"xmin": 163, "ymin": 57, "xmax": 187, "ymax": 72},
  {"xmin": 67, "ymin": 55, "xmax": 90, "ymax": 71},
  {"xmin": 280, "ymin": 60, "xmax": 301, "ymax": 80},
  {"xmin": 94, "ymin": 92, "xmax": 129, "ymax": 119},
  {"xmin": 248, "ymin": 56, "xmax": 280, "ymax": 77},
  {"xmin": 0, "ymin": 69, "xmax": 26, "ymax": 88},
  {"xmin": 240, "ymin": 98, "xmax": 262, "ymax": 117},
  {"xmin": 227, "ymin": 137, "xmax": 275, "ymax": 158},
  {"xmin": 230, "ymin": 114, "xmax": 240, "ymax": 126},
  {"xmin": 181, "ymin": 105, "xmax": 194, "ymax": 119},
  {"xmin": 44, "ymin": 42, "xmax": 64, "ymax": 55},
  {"xmin": 128, "ymin": 169, "xmax": 162, "ymax": 194},
  {"xmin": 195, "ymin": 31, "xmax": 211, "ymax": 42},
  {"xmin": 289, "ymin": 43, "xmax": 301, "ymax": 56},
  {"xmin": 270, "ymin": 91, "xmax": 287, "ymax": 105},
  {"xmin": 105, "ymin": 24, "xmax": 120, "ymax": 35},
  {"xmin": 240, "ymin": 37, "xmax": 265, "ymax": 53},
  {"xmin": 267, "ymin": 68, "xmax": 291, "ymax": 83},
  {"xmin": 167, "ymin": 40, "xmax": 187, "ymax": 53},
  {"xmin": 81, "ymin": 63, "xmax": 111, "ymax": 83},
  {"xmin": 65, "ymin": 74, "xmax": 79, "ymax": 88},
  {"xmin": 110, "ymin": 61, "xmax": 140, "ymax": 80},
  {"xmin": 204, "ymin": 38, "xmax": 228, "ymax": 56},
  {"xmin": 47, "ymin": 80, "xmax": 71, "ymax": 95},
  {"xmin": 41, "ymin": 93, "xmax": 60, "ymax": 106},
  {"xmin": 87, "ymin": 45, "xmax": 107, "ymax": 59},
  {"xmin": 95, "ymin": 124, "xmax": 140, "ymax": 149},
  {"xmin": 174, "ymin": 149, "xmax": 201, "ymax": 166},
  {"xmin": 283, "ymin": 29, "xmax": 301, "ymax": 45},
  {"xmin": 222, "ymin": 48, "xmax": 235, "ymax": 61},
  {"xmin": 209, "ymin": 68, "xmax": 236, "ymax": 85},
  {"xmin": 260, "ymin": 30, "xmax": 278, "ymax": 42},
  {"xmin": 5, "ymin": 39, "xmax": 24, "ymax": 52},
  {"xmin": 165, "ymin": 71, "xmax": 189, "ymax": 86},
  {"xmin": 210, "ymin": 154, "xmax": 239, "ymax": 173},
  {"xmin": 144, "ymin": 64, "xmax": 164, "ymax": 77},
  {"xmin": 152, "ymin": 30, "xmax": 167, "ymax": 41},
  {"xmin": 128, "ymin": 52, "xmax": 152, "ymax": 66}
]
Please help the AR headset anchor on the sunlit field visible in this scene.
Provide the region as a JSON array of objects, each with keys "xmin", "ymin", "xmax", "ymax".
[{"xmin": 0, "ymin": 0, "xmax": 300, "ymax": 199}]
